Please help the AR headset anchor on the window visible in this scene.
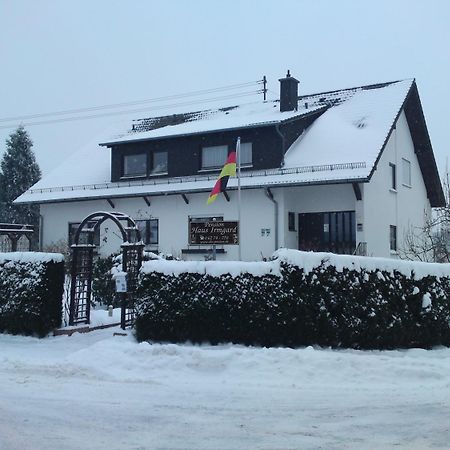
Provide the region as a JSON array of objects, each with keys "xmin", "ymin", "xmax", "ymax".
[
  {"xmin": 239, "ymin": 142, "xmax": 253, "ymax": 166},
  {"xmin": 288, "ymin": 212, "xmax": 296, "ymax": 231},
  {"xmin": 390, "ymin": 225, "xmax": 397, "ymax": 251},
  {"xmin": 389, "ymin": 163, "xmax": 396, "ymax": 190},
  {"xmin": 151, "ymin": 152, "xmax": 168, "ymax": 175},
  {"xmin": 123, "ymin": 153, "xmax": 147, "ymax": 177},
  {"xmin": 201, "ymin": 145, "xmax": 228, "ymax": 170},
  {"xmin": 68, "ymin": 222, "xmax": 100, "ymax": 246},
  {"xmin": 135, "ymin": 219, "xmax": 158, "ymax": 245},
  {"xmin": 402, "ymin": 158, "xmax": 411, "ymax": 186}
]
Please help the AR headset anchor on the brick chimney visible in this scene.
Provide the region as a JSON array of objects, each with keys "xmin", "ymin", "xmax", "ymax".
[{"xmin": 279, "ymin": 70, "xmax": 299, "ymax": 112}]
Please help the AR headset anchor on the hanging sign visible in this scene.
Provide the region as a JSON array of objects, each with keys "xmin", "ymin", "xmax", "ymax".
[
  {"xmin": 114, "ymin": 272, "xmax": 128, "ymax": 293},
  {"xmin": 189, "ymin": 221, "xmax": 239, "ymax": 245}
]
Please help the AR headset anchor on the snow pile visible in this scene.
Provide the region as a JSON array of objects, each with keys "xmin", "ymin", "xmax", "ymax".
[{"xmin": 1, "ymin": 328, "xmax": 450, "ymax": 449}]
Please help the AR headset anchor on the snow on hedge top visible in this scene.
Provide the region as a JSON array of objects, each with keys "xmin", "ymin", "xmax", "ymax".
[
  {"xmin": 0, "ymin": 252, "xmax": 64, "ymax": 264},
  {"xmin": 275, "ymin": 249, "xmax": 450, "ymax": 280},
  {"xmin": 141, "ymin": 259, "xmax": 281, "ymax": 278},
  {"xmin": 141, "ymin": 249, "xmax": 450, "ymax": 280}
]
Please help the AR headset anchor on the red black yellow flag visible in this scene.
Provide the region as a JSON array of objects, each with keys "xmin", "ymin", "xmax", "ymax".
[{"xmin": 206, "ymin": 152, "xmax": 237, "ymax": 204}]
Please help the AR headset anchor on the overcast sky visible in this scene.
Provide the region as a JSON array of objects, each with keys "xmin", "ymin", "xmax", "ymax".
[{"xmin": 0, "ymin": 0, "xmax": 449, "ymax": 177}]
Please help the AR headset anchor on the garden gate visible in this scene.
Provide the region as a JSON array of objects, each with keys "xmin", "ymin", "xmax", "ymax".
[{"xmin": 69, "ymin": 212, "xmax": 144, "ymax": 329}]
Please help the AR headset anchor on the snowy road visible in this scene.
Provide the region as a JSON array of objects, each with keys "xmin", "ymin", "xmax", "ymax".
[{"xmin": 1, "ymin": 328, "xmax": 449, "ymax": 450}]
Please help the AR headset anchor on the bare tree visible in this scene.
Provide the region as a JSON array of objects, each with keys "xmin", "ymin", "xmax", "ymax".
[{"xmin": 399, "ymin": 170, "xmax": 449, "ymax": 262}]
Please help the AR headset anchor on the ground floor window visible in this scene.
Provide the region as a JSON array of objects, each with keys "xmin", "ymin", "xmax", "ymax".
[
  {"xmin": 390, "ymin": 225, "xmax": 397, "ymax": 251},
  {"xmin": 298, "ymin": 211, "xmax": 356, "ymax": 254},
  {"xmin": 135, "ymin": 219, "xmax": 159, "ymax": 245},
  {"xmin": 68, "ymin": 222, "xmax": 100, "ymax": 246},
  {"xmin": 288, "ymin": 212, "xmax": 296, "ymax": 231}
]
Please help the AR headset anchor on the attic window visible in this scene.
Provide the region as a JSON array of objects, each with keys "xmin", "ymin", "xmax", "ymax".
[
  {"xmin": 123, "ymin": 153, "xmax": 147, "ymax": 177},
  {"xmin": 151, "ymin": 152, "xmax": 168, "ymax": 175},
  {"xmin": 402, "ymin": 158, "xmax": 411, "ymax": 186},
  {"xmin": 201, "ymin": 145, "xmax": 228, "ymax": 169},
  {"xmin": 239, "ymin": 142, "xmax": 253, "ymax": 167}
]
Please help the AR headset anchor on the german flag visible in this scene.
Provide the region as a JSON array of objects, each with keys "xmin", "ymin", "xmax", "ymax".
[{"xmin": 206, "ymin": 152, "xmax": 237, "ymax": 204}]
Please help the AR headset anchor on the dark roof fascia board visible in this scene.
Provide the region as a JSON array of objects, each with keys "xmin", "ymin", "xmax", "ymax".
[
  {"xmin": 367, "ymin": 80, "xmax": 445, "ymax": 207},
  {"xmin": 19, "ymin": 177, "xmax": 368, "ymax": 205},
  {"xmin": 403, "ymin": 83, "xmax": 446, "ymax": 207},
  {"xmin": 99, "ymin": 107, "xmax": 327, "ymax": 147}
]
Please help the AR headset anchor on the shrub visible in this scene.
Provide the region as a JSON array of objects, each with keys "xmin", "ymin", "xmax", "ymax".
[
  {"xmin": 135, "ymin": 250, "xmax": 450, "ymax": 349},
  {"xmin": 0, "ymin": 252, "xmax": 65, "ymax": 337},
  {"xmin": 92, "ymin": 251, "xmax": 162, "ymax": 307}
]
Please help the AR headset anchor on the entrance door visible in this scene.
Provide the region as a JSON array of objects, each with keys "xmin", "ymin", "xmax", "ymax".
[
  {"xmin": 298, "ymin": 213, "xmax": 324, "ymax": 252},
  {"xmin": 298, "ymin": 211, "xmax": 356, "ymax": 254}
]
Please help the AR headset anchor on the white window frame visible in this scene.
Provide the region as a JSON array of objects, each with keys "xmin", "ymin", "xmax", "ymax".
[
  {"xmin": 122, "ymin": 153, "xmax": 147, "ymax": 178},
  {"xmin": 402, "ymin": 158, "xmax": 411, "ymax": 187},
  {"xmin": 135, "ymin": 218, "xmax": 159, "ymax": 245},
  {"xmin": 201, "ymin": 145, "xmax": 228, "ymax": 170},
  {"xmin": 151, "ymin": 151, "xmax": 168, "ymax": 175},
  {"xmin": 239, "ymin": 142, "xmax": 253, "ymax": 167},
  {"xmin": 389, "ymin": 162, "xmax": 396, "ymax": 191}
]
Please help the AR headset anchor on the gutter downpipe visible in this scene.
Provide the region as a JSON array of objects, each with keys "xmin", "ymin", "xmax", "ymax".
[
  {"xmin": 275, "ymin": 123, "xmax": 286, "ymax": 167},
  {"xmin": 265, "ymin": 188, "xmax": 279, "ymax": 251},
  {"xmin": 39, "ymin": 214, "xmax": 44, "ymax": 251}
]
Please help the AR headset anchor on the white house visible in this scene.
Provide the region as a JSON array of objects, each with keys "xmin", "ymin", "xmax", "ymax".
[{"xmin": 15, "ymin": 73, "xmax": 445, "ymax": 260}]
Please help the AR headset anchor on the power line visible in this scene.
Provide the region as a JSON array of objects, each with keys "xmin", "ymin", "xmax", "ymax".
[
  {"xmin": 0, "ymin": 80, "xmax": 263, "ymax": 123},
  {"xmin": 0, "ymin": 90, "xmax": 264, "ymax": 130}
]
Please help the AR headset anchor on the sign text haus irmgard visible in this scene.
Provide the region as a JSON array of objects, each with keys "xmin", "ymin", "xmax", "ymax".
[{"xmin": 189, "ymin": 221, "xmax": 239, "ymax": 245}]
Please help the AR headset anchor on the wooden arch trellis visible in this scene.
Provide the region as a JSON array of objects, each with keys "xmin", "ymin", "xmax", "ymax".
[{"xmin": 69, "ymin": 211, "xmax": 144, "ymax": 329}]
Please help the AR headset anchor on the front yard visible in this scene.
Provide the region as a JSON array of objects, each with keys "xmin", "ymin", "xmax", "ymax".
[{"xmin": 1, "ymin": 328, "xmax": 449, "ymax": 449}]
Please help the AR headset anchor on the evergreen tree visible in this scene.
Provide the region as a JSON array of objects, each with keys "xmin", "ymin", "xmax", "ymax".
[{"xmin": 0, "ymin": 126, "xmax": 41, "ymax": 231}]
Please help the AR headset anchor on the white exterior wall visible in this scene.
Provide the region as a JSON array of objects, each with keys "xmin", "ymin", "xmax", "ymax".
[
  {"xmin": 40, "ymin": 188, "xmax": 279, "ymax": 261},
  {"xmin": 361, "ymin": 111, "xmax": 431, "ymax": 258}
]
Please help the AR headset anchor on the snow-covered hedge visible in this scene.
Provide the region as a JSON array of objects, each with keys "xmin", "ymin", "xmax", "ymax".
[
  {"xmin": 135, "ymin": 250, "xmax": 450, "ymax": 349},
  {"xmin": 0, "ymin": 252, "xmax": 65, "ymax": 337}
]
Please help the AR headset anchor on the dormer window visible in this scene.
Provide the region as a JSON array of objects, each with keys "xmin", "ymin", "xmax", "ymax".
[
  {"xmin": 201, "ymin": 145, "xmax": 228, "ymax": 170},
  {"xmin": 239, "ymin": 142, "xmax": 253, "ymax": 167},
  {"xmin": 123, "ymin": 153, "xmax": 147, "ymax": 177},
  {"xmin": 151, "ymin": 151, "xmax": 168, "ymax": 175}
]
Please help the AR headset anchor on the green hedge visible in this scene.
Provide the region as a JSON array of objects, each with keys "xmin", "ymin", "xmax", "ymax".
[
  {"xmin": 135, "ymin": 252, "xmax": 450, "ymax": 349},
  {"xmin": 0, "ymin": 252, "xmax": 65, "ymax": 337}
]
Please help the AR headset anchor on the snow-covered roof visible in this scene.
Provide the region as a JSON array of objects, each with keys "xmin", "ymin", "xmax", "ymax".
[
  {"xmin": 17, "ymin": 79, "xmax": 431, "ymax": 205},
  {"xmin": 100, "ymin": 101, "xmax": 326, "ymax": 145},
  {"xmin": 284, "ymin": 80, "xmax": 413, "ymax": 171}
]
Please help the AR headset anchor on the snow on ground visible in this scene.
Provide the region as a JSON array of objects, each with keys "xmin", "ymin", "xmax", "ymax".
[{"xmin": 1, "ymin": 329, "xmax": 449, "ymax": 450}]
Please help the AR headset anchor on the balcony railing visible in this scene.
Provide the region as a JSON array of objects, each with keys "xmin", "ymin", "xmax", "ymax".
[{"xmin": 27, "ymin": 161, "xmax": 367, "ymax": 195}]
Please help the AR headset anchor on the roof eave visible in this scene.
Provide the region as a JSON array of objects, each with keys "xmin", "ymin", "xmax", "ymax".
[{"xmin": 15, "ymin": 177, "xmax": 369, "ymax": 205}]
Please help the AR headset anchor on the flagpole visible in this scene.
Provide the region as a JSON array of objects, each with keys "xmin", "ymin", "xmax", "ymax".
[{"xmin": 237, "ymin": 137, "xmax": 242, "ymax": 261}]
